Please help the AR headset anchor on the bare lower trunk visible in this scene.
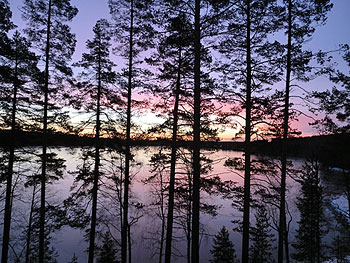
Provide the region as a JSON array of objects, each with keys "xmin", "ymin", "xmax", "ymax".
[
  {"xmin": 1, "ymin": 45, "xmax": 19, "ymax": 263},
  {"xmin": 284, "ymin": 217, "xmax": 290, "ymax": 263},
  {"xmin": 159, "ymin": 172, "xmax": 166, "ymax": 263},
  {"xmin": 88, "ymin": 33, "xmax": 103, "ymax": 263},
  {"xmin": 39, "ymin": 2, "xmax": 52, "ymax": 262},
  {"xmin": 128, "ymin": 224, "xmax": 132, "ymax": 263},
  {"xmin": 25, "ymin": 185, "xmax": 37, "ymax": 263},
  {"xmin": 278, "ymin": 1, "xmax": 292, "ymax": 262},
  {"xmin": 191, "ymin": 0, "xmax": 201, "ymax": 262},
  {"xmin": 122, "ymin": 1, "xmax": 134, "ymax": 262},
  {"xmin": 187, "ymin": 175, "xmax": 192, "ymax": 263},
  {"xmin": 164, "ymin": 48, "xmax": 182, "ymax": 263},
  {"xmin": 242, "ymin": 1, "xmax": 252, "ymax": 262}
]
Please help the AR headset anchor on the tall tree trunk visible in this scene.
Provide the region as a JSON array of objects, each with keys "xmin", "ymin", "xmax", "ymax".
[
  {"xmin": 128, "ymin": 224, "xmax": 132, "ymax": 263},
  {"xmin": 191, "ymin": 0, "xmax": 201, "ymax": 262},
  {"xmin": 39, "ymin": 1, "xmax": 52, "ymax": 262},
  {"xmin": 1, "ymin": 47, "xmax": 19, "ymax": 263},
  {"xmin": 25, "ymin": 184, "xmax": 37, "ymax": 263},
  {"xmin": 284, "ymin": 228, "xmax": 290, "ymax": 263},
  {"xmin": 122, "ymin": 0, "xmax": 134, "ymax": 262},
  {"xmin": 345, "ymin": 171, "xmax": 350, "ymax": 219},
  {"xmin": 164, "ymin": 48, "xmax": 182, "ymax": 263},
  {"xmin": 119, "ymin": 158, "xmax": 124, "ymax": 249},
  {"xmin": 187, "ymin": 174, "xmax": 192, "ymax": 263},
  {"xmin": 118, "ymin": 158, "xmax": 125, "ymax": 251},
  {"xmin": 278, "ymin": 0, "xmax": 292, "ymax": 262},
  {"xmin": 88, "ymin": 34, "xmax": 102, "ymax": 263},
  {"xmin": 242, "ymin": 1, "xmax": 252, "ymax": 262},
  {"xmin": 159, "ymin": 170, "xmax": 166, "ymax": 263}
]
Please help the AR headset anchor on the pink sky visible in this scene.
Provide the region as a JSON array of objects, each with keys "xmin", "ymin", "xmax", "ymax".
[{"xmin": 7, "ymin": 0, "xmax": 350, "ymax": 139}]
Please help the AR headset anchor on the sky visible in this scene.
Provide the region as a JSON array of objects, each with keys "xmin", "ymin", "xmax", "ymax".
[{"xmin": 7, "ymin": 0, "xmax": 350, "ymax": 140}]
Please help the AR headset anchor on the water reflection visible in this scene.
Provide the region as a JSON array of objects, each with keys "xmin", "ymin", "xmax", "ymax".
[{"xmin": 0, "ymin": 146, "xmax": 347, "ymax": 262}]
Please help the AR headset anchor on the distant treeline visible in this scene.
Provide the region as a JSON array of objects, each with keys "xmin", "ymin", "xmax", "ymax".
[{"xmin": 1, "ymin": 129, "xmax": 349, "ymax": 163}]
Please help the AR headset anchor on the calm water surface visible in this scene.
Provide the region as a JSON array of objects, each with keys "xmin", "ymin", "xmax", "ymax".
[{"xmin": 0, "ymin": 146, "xmax": 340, "ymax": 262}]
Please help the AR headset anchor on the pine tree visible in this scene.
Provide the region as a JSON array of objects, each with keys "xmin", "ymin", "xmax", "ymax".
[
  {"xmin": 0, "ymin": 30, "xmax": 38, "ymax": 263},
  {"xmin": 144, "ymin": 11, "xmax": 195, "ymax": 262},
  {"xmin": 0, "ymin": 3, "xmax": 39, "ymax": 259},
  {"xmin": 292, "ymin": 160, "xmax": 327, "ymax": 263},
  {"xmin": 96, "ymin": 233, "xmax": 119, "ymax": 263},
  {"xmin": 68, "ymin": 254, "xmax": 78, "ymax": 263},
  {"xmin": 0, "ymin": 0, "xmax": 14, "ymax": 52},
  {"xmin": 210, "ymin": 226, "xmax": 238, "ymax": 263},
  {"xmin": 108, "ymin": 1, "xmax": 156, "ymax": 261},
  {"xmin": 250, "ymin": 205, "xmax": 275, "ymax": 263},
  {"xmin": 219, "ymin": 1, "xmax": 283, "ymax": 261},
  {"xmin": 22, "ymin": 1, "xmax": 78, "ymax": 262},
  {"xmin": 73, "ymin": 18, "xmax": 117, "ymax": 263},
  {"xmin": 277, "ymin": 1, "xmax": 333, "ymax": 262},
  {"xmin": 159, "ymin": 1, "xmax": 233, "ymax": 261},
  {"xmin": 313, "ymin": 46, "xmax": 350, "ymax": 134}
]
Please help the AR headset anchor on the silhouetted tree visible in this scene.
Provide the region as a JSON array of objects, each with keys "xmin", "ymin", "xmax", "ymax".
[
  {"xmin": 276, "ymin": 1, "xmax": 333, "ymax": 261},
  {"xmin": 68, "ymin": 254, "xmax": 78, "ymax": 263},
  {"xmin": 327, "ymin": 202, "xmax": 350, "ymax": 262},
  {"xmin": 73, "ymin": 18, "xmax": 117, "ymax": 263},
  {"xmin": 96, "ymin": 232, "xmax": 120, "ymax": 263},
  {"xmin": 313, "ymin": 47, "xmax": 350, "ymax": 262},
  {"xmin": 159, "ymin": 1, "xmax": 233, "ymax": 261},
  {"xmin": 144, "ymin": 10, "xmax": 196, "ymax": 262},
  {"xmin": 210, "ymin": 226, "xmax": 238, "ymax": 263},
  {"xmin": 108, "ymin": 1, "xmax": 155, "ymax": 260},
  {"xmin": 22, "ymin": 1, "xmax": 78, "ymax": 262},
  {"xmin": 219, "ymin": 1, "xmax": 283, "ymax": 261},
  {"xmin": 313, "ymin": 46, "xmax": 350, "ymax": 134},
  {"xmin": 0, "ymin": 24, "xmax": 38, "ymax": 263},
  {"xmin": 250, "ymin": 205, "xmax": 275, "ymax": 263},
  {"xmin": 292, "ymin": 160, "xmax": 327, "ymax": 263}
]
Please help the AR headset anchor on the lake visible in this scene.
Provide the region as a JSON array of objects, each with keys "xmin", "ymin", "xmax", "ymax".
[{"xmin": 0, "ymin": 146, "xmax": 346, "ymax": 263}]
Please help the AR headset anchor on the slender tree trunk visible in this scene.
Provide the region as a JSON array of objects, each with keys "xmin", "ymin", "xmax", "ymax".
[
  {"xmin": 128, "ymin": 224, "xmax": 132, "ymax": 263},
  {"xmin": 345, "ymin": 171, "xmax": 350, "ymax": 219},
  {"xmin": 191, "ymin": 0, "xmax": 201, "ymax": 262},
  {"xmin": 122, "ymin": 1, "xmax": 134, "ymax": 262},
  {"xmin": 164, "ymin": 48, "xmax": 182, "ymax": 263},
  {"xmin": 278, "ymin": 0, "xmax": 292, "ymax": 262},
  {"xmin": 88, "ymin": 34, "xmax": 102, "ymax": 263},
  {"xmin": 159, "ymin": 171, "xmax": 166, "ymax": 263},
  {"xmin": 118, "ymin": 159, "xmax": 125, "ymax": 250},
  {"xmin": 316, "ymin": 164, "xmax": 321, "ymax": 263},
  {"xmin": 284, "ymin": 227, "xmax": 290, "ymax": 263},
  {"xmin": 1, "ymin": 49, "xmax": 19, "ymax": 263},
  {"xmin": 242, "ymin": 1, "xmax": 252, "ymax": 262},
  {"xmin": 187, "ymin": 175, "xmax": 192, "ymax": 263},
  {"xmin": 120, "ymin": 158, "xmax": 124, "ymax": 248},
  {"xmin": 25, "ymin": 184, "xmax": 37, "ymax": 263},
  {"xmin": 39, "ymin": 1, "xmax": 52, "ymax": 262}
]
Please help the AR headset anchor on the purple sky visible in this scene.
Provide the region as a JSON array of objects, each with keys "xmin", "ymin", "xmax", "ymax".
[{"xmin": 7, "ymin": 0, "xmax": 350, "ymax": 138}]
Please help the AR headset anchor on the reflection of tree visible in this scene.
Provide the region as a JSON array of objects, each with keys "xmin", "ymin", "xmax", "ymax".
[
  {"xmin": 225, "ymin": 155, "xmax": 298, "ymax": 262},
  {"xmin": 12, "ymin": 151, "xmax": 68, "ymax": 263},
  {"xmin": 144, "ymin": 147, "xmax": 232, "ymax": 263},
  {"xmin": 66, "ymin": 146, "xmax": 143, "ymax": 262},
  {"xmin": 142, "ymin": 148, "xmax": 169, "ymax": 263}
]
